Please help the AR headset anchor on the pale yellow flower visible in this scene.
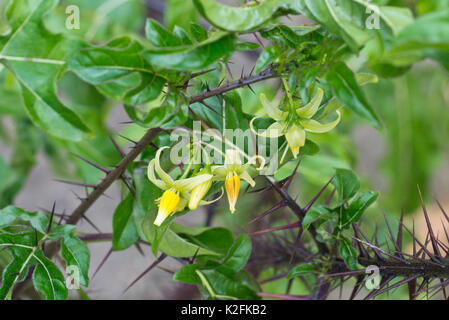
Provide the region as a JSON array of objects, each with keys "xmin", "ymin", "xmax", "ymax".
[{"xmin": 250, "ymin": 88, "xmax": 341, "ymax": 160}]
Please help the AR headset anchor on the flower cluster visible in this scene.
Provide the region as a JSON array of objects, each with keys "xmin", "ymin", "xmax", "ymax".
[
  {"xmin": 250, "ymin": 87, "xmax": 341, "ymax": 161},
  {"xmin": 147, "ymin": 147, "xmax": 264, "ymax": 226}
]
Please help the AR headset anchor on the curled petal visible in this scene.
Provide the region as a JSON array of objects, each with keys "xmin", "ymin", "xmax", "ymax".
[
  {"xmin": 260, "ymin": 93, "xmax": 287, "ymax": 121},
  {"xmin": 239, "ymin": 171, "xmax": 255, "ymax": 187},
  {"xmin": 285, "ymin": 125, "xmax": 305, "ymax": 159},
  {"xmin": 198, "ymin": 188, "xmax": 224, "ymax": 206},
  {"xmin": 239, "ymin": 154, "xmax": 266, "ymax": 173},
  {"xmin": 147, "ymin": 160, "xmax": 167, "ymax": 190},
  {"xmin": 154, "ymin": 146, "xmax": 174, "ymax": 186},
  {"xmin": 296, "ymin": 88, "xmax": 324, "ymax": 119},
  {"xmin": 300, "ymin": 110, "xmax": 341, "ymax": 133},
  {"xmin": 250, "ymin": 117, "xmax": 286, "ymax": 138},
  {"xmin": 173, "ymin": 174, "xmax": 213, "ymax": 192}
]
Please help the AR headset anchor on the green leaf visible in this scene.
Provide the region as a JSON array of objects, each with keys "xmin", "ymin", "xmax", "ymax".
[
  {"xmin": 165, "ymin": 0, "xmax": 197, "ymax": 31},
  {"xmin": 0, "ymin": 232, "xmax": 67, "ymax": 300},
  {"xmin": 338, "ymin": 237, "xmax": 358, "ymax": 270},
  {"xmin": 325, "ymin": 62, "xmax": 382, "ymax": 129},
  {"xmin": 199, "ymin": 269, "xmax": 260, "ymax": 300},
  {"xmin": 61, "ymin": 235, "xmax": 90, "ymax": 287},
  {"xmin": 254, "ymin": 45, "xmax": 281, "ymax": 74},
  {"xmin": 0, "ymin": 206, "xmax": 49, "ymax": 233},
  {"xmin": 287, "ymin": 262, "xmax": 317, "ymax": 279},
  {"xmin": 190, "ymin": 23, "xmax": 208, "ymax": 42},
  {"xmin": 145, "ymin": 18, "xmax": 182, "ymax": 47},
  {"xmin": 193, "ymin": 0, "xmax": 295, "ymax": 32},
  {"xmin": 340, "ymin": 191, "xmax": 378, "ymax": 228},
  {"xmin": 331, "ymin": 168, "xmax": 360, "ymax": 202},
  {"xmin": 143, "ymin": 32, "xmax": 235, "ymax": 71},
  {"xmin": 218, "ymin": 234, "xmax": 251, "ymax": 275},
  {"xmin": 0, "ymin": 0, "xmax": 91, "ymax": 140},
  {"xmin": 173, "ymin": 264, "xmax": 200, "ymax": 284},
  {"xmin": 383, "ymin": 10, "xmax": 449, "ymax": 70},
  {"xmin": 113, "ymin": 193, "xmax": 139, "ymax": 251},
  {"xmin": 69, "ymin": 36, "xmax": 166, "ymax": 105},
  {"xmin": 302, "ymin": 205, "xmax": 333, "ymax": 230}
]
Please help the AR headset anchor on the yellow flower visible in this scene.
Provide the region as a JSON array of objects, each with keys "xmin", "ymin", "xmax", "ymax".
[
  {"xmin": 147, "ymin": 147, "xmax": 216, "ymax": 226},
  {"xmin": 212, "ymin": 149, "xmax": 264, "ymax": 213},
  {"xmin": 250, "ymin": 88, "xmax": 341, "ymax": 161}
]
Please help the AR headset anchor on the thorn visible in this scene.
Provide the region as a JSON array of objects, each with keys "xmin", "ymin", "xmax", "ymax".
[
  {"xmin": 304, "ymin": 174, "xmax": 335, "ymax": 212},
  {"xmin": 246, "ymin": 201, "xmax": 285, "ymax": 226},
  {"xmin": 105, "ymin": 129, "xmax": 126, "ymax": 158},
  {"xmin": 46, "ymin": 202, "xmax": 56, "ymax": 234},
  {"xmin": 417, "ymin": 185, "xmax": 442, "ymax": 258},
  {"xmin": 124, "ymin": 254, "xmax": 167, "ymax": 293},
  {"xmin": 54, "ymin": 179, "xmax": 98, "ymax": 188},
  {"xmin": 118, "ymin": 134, "xmax": 138, "ymax": 145},
  {"xmin": 246, "ymin": 83, "xmax": 256, "ymax": 95},
  {"xmin": 91, "ymin": 247, "xmax": 113, "ymax": 280},
  {"xmin": 70, "ymin": 153, "xmax": 109, "ymax": 174}
]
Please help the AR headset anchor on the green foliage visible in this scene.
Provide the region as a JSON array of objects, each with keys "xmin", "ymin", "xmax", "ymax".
[
  {"xmin": 0, "ymin": 206, "xmax": 89, "ymax": 299},
  {"xmin": 1, "ymin": 0, "xmax": 448, "ymax": 300}
]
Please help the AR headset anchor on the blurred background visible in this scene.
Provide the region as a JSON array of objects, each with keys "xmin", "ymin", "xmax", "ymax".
[{"xmin": 0, "ymin": 0, "xmax": 449, "ymax": 299}]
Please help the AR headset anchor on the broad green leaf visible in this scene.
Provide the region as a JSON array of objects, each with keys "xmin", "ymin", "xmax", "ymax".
[
  {"xmin": 218, "ymin": 234, "xmax": 251, "ymax": 275},
  {"xmin": 302, "ymin": 205, "xmax": 333, "ymax": 230},
  {"xmin": 340, "ymin": 191, "xmax": 379, "ymax": 227},
  {"xmin": 190, "ymin": 23, "xmax": 208, "ymax": 42},
  {"xmin": 287, "ymin": 262, "xmax": 317, "ymax": 279},
  {"xmin": 0, "ymin": 232, "xmax": 67, "ymax": 300},
  {"xmin": 0, "ymin": 0, "xmax": 91, "ymax": 140},
  {"xmin": 193, "ymin": 0, "xmax": 296, "ymax": 32},
  {"xmin": 69, "ymin": 36, "xmax": 166, "ymax": 105},
  {"xmin": 124, "ymin": 90, "xmax": 188, "ymax": 129},
  {"xmin": 254, "ymin": 46, "xmax": 281, "ymax": 74},
  {"xmin": 331, "ymin": 168, "xmax": 360, "ymax": 201},
  {"xmin": 173, "ymin": 264, "xmax": 200, "ymax": 284},
  {"xmin": 61, "ymin": 235, "xmax": 90, "ymax": 287},
  {"xmin": 383, "ymin": 10, "xmax": 449, "ymax": 70},
  {"xmin": 145, "ymin": 19, "xmax": 182, "ymax": 47},
  {"xmin": 143, "ymin": 32, "xmax": 235, "ymax": 71},
  {"xmin": 112, "ymin": 194, "xmax": 139, "ymax": 251},
  {"xmin": 338, "ymin": 237, "xmax": 358, "ymax": 270},
  {"xmin": 0, "ymin": 206, "xmax": 49, "ymax": 233},
  {"xmin": 199, "ymin": 269, "xmax": 260, "ymax": 300},
  {"xmin": 325, "ymin": 62, "xmax": 382, "ymax": 129},
  {"xmin": 165, "ymin": 0, "xmax": 197, "ymax": 31}
]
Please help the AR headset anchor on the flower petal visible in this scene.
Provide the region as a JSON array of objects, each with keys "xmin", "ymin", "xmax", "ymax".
[
  {"xmin": 285, "ymin": 125, "xmax": 305, "ymax": 158},
  {"xmin": 300, "ymin": 110, "xmax": 341, "ymax": 133},
  {"xmin": 173, "ymin": 174, "xmax": 213, "ymax": 191},
  {"xmin": 188, "ymin": 179, "xmax": 213, "ymax": 210},
  {"xmin": 260, "ymin": 93, "xmax": 287, "ymax": 121},
  {"xmin": 147, "ymin": 159, "xmax": 168, "ymax": 190},
  {"xmin": 225, "ymin": 172, "xmax": 240, "ymax": 214},
  {"xmin": 239, "ymin": 171, "xmax": 255, "ymax": 187},
  {"xmin": 154, "ymin": 189, "xmax": 180, "ymax": 226},
  {"xmin": 250, "ymin": 117, "xmax": 286, "ymax": 138},
  {"xmin": 154, "ymin": 146, "xmax": 174, "ymax": 186},
  {"xmin": 224, "ymin": 149, "xmax": 242, "ymax": 166},
  {"xmin": 296, "ymin": 88, "xmax": 324, "ymax": 119}
]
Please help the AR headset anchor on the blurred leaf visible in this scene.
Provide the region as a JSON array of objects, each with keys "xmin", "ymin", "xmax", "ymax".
[
  {"xmin": 113, "ymin": 193, "xmax": 139, "ymax": 251},
  {"xmin": 143, "ymin": 32, "xmax": 235, "ymax": 71},
  {"xmin": 218, "ymin": 234, "xmax": 251, "ymax": 275},
  {"xmin": 254, "ymin": 45, "xmax": 282, "ymax": 74},
  {"xmin": 340, "ymin": 191, "xmax": 379, "ymax": 228},
  {"xmin": 69, "ymin": 36, "xmax": 166, "ymax": 105},
  {"xmin": 0, "ymin": 0, "xmax": 91, "ymax": 140},
  {"xmin": 287, "ymin": 262, "xmax": 317, "ymax": 279},
  {"xmin": 331, "ymin": 168, "xmax": 360, "ymax": 202},
  {"xmin": 325, "ymin": 62, "xmax": 382, "ymax": 129},
  {"xmin": 165, "ymin": 0, "xmax": 197, "ymax": 31},
  {"xmin": 338, "ymin": 237, "xmax": 358, "ymax": 270}
]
